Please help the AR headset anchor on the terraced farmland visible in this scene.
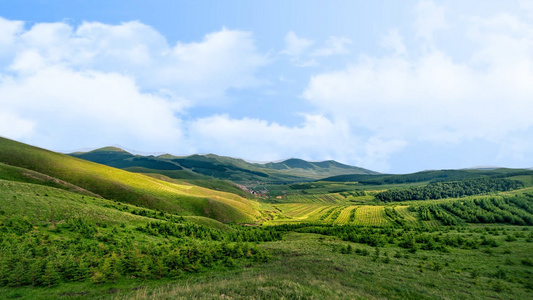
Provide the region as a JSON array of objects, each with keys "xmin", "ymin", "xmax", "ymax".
[
  {"xmin": 333, "ymin": 206, "xmax": 358, "ymax": 224},
  {"xmin": 265, "ymin": 187, "xmax": 533, "ymax": 228},
  {"xmin": 282, "ymin": 193, "xmax": 345, "ymax": 203},
  {"xmin": 388, "ymin": 205, "xmax": 420, "ymax": 227},
  {"xmin": 278, "ymin": 204, "xmax": 327, "ymax": 218},
  {"xmin": 352, "ymin": 205, "xmax": 391, "ymax": 226},
  {"xmin": 267, "ymin": 203, "xmax": 398, "ymax": 226}
]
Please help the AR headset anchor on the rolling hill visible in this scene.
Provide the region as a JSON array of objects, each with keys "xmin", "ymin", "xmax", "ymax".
[
  {"xmin": 0, "ymin": 137, "xmax": 260, "ymax": 223},
  {"xmin": 69, "ymin": 148, "xmax": 378, "ymax": 183},
  {"xmin": 2, "ymin": 137, "xmax": 533, "ymax": 300},
  {"xmin": 320, "ymin": 168, "xmax": 533, "ymax": 185}
]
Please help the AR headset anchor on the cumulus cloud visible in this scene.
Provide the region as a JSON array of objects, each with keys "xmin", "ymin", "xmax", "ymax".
[
  {"xmin": 0, "ymin": 66, "xmax": 184, "ymax": 151},
  {"xmin": 381, "ymin": 29, "xmax": 406, "ymax": 56},
  {"xmin": 2, "ymin": 1, "xmax": 532, "ymax": 172},
  {"xmin": 280, "ymin": 31, "xmax": 317, "ymax": 67},
  {"xmin": 0, "ymin": 18, "xmax": 267, "ymax": 152},
  {"xmin": 311, "ymin": 36, "xmax": 352, "ymax": 56},
  {"xmin": 281, "ymin": 31, "xmax": 314, "ymax": 57},
  {"xmin": 0, "ymin": 111, "xmax": 34, "ymax": 140},
  {"xmin": 414, "ymin": 0, "xmax": 448, "ymax": 41},
  {"xmin": 187, "ymin": 113, "xmax": 404, "ymax": 170},
  {"xmin": 281, "ymin": 32, "xmax": 353, "ymax": 67},
  {"xmin": 189, "ymin": 114, "xmax": 353, "ymax": 161},
  {"xmin": 303, "ymin": 2, "xmax": 533, "ymax": 167},
  {"xmin": 0, "ymin": 19, "xmax": 267, "ymax": 100}
]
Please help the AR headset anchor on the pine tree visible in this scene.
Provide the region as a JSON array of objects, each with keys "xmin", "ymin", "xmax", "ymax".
[
  {"xmin": 75, "ymin": 259, "xmax": 90, "ymax": 282},
  {"xmin": 42, "ymin": 260, "xmax": 61, "ymax": 287},
  {"xmin": 8, "ymin": 261, "xmax": 27, "ymax": 287},
  {"xmin": 28, "ymin": 258, "xmax": 45, "ymax": 286}
]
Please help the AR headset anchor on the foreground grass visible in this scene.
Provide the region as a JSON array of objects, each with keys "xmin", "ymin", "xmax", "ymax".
[
  {"xmin": 118, "ymin": 231, "xmax": 532, "ymax": 300},
  {"xmin": 6, "ymin": 229, "xmax": 530, "ymax": 299}
]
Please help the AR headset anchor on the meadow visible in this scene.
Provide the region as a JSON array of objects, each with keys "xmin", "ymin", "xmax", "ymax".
[{"xmin": 1, "ymin": 137, "xmax": 533, "ymax": 299}]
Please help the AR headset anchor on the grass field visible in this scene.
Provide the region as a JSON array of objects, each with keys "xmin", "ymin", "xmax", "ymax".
[
  {"xmin": 2, "ymin": 137, "xmax": 533, "ymax": 299},
  {"xmin": 0, "ymin": 137, "xmax": 260, "ymax": 223},
  {"xmin": 0, "ymin": 179, "xmax": 233, "ymax": 231},
  {"xmin": 281, "ymin": 193, "xmax": 346, "ymax": 203},
  {"xmin": 3, "ymin": 229, "xmax": 532, "ymax": 299},
  {"xmin": 352, "ymin": 205, "xmax": 391, "ymax": 226},
  {"xmin": 266, "ymin": 203, "xmax": 396, "ymax": 226}
]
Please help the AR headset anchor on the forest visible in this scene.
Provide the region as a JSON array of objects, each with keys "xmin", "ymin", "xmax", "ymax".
[{"xmin": 375, "ymin": 177, "xmax": 524, "ymax": 202}]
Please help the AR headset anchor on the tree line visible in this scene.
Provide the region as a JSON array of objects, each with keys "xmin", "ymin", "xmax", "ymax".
[
  {"xmin": 414, "ymin": 194, "xmax": 533, "ymax": 226},
  {"xmin": 375, "ymin": 177, "xmax": 524, "ymax": 202}
]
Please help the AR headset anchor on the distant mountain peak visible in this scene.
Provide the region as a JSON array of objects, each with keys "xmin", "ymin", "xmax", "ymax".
[
  {"xmin": 464, "ymin": 166, "xmax": 502, "ymax": 170},
  {"xmin": 90, "ymin": 146, "xmax": 130, "ymax": 153},
  {"xmin": 156, "ymin": 153, "xmax": 178, "ymax": 159}
]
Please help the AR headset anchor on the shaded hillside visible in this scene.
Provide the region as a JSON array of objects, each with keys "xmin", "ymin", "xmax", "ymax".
[
  {"xmin": 320, "ymin": 169, "xmax": 533, "ymax": 185},
  {"xmin": 70, "ymin": 149, "xmax": 378, "ymax": 183},
  {"xmin": 0, "ymin": 137, "xmax": 260, "ymax": 223}
]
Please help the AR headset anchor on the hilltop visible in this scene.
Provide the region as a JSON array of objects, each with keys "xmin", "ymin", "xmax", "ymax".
[
  {"xmin": 69, "ymin": 147, "xmax": 378, "ymax": 184},
  {"xmin": 0, "ymin": 137, "xmax": 260, "ymax": 223}
]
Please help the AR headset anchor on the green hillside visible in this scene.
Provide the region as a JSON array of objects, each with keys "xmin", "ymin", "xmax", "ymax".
[
  {"xmin": 0, "ymin": 179, "xmax": 279, "ymax": 294},
  {"xmin": 70, "ymin": 148, "xmax": 378, "ymax": 184},
  {"xmin": 320, "ymin": 169, "xmax": 533, "ymax": 184},
  {"xmin": 1, "ymin": 137, "xmax": 533, "ymax": 299},
  {"xmin": 0, "ymin": 137, "xmax": 260, "ymax": 223}
]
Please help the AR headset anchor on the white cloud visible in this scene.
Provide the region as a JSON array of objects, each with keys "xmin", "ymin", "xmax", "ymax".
[
  {"xmin": 280, "ymin": 31, "xmax": 317, "ymax": 67},
  {"xmin": 414, "ymin": 0, "xmax": 448, "ymax": 41},
  {"xmin": 0, "ymin": 17, "xmax": 23, "ymax": 45},
  {"xmin": 0, "ymin": 111, "xmax": 34, "ymax": 140},
  {"xmin": 1, "ymin": 21, "xmax": 268, "ymax": 102},
  {"xmin": 0, "ymin": 19, "xmax": 268, "ymax": 153},
  {"xmin": 519, "ymin": 0, "xmax": 533, "ymax": 18},
  {"xmin": 160, "ymin": 28, "xmax": 268, "ymax": 101},
  {"xmin": 281, "ymin": 31, "xmax": 314, "ymax": 57},
  {"xmin": 362, "ymin": 137, "xmax": 407, "ymax": 172},
  {"xmin": 0, "ymin": 66, "xmax": 184, "ymax": 152},
  {"xmin": 381, "ymin": 29, "xmax": 406, "ymax": 56},
  {"xmin": 189, "ymin": 114, "xmax": 351, "ymax": 161},
  {"xmin": 312, "ymin": 36, "xmax": 352, "ymax": 56},
  {"xmin": 303, "ymin": 5, "xmax": 533, "ymax": 166},
  {"xmin": 281, "ymin": 32, "xmax": 353, "ymax": 67},
  {"xmin": 187, "ymin": 113, "xmax": 404, "ymax": 171}
]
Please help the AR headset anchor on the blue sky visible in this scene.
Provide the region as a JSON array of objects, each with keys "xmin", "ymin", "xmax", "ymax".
[{"xmin": 0, "ymin": 0, "xmax": 532, "ymax": 173}]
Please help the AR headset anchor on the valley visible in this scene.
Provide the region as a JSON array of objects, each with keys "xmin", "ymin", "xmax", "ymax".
[{"xmin": 1, "ymin": 137, "xmax": 532, "ymax": 299}]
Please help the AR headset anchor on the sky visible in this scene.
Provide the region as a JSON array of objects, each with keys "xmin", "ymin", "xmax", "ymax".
[{"xmin": 0, "ymin": 0, "xmax": 532, "ymax": 174}]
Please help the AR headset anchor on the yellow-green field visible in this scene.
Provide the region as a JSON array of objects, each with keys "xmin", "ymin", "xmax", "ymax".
[
  {"xmin": 264, "ymin": 203, "xmax": 426, "ymax": 226},
  {"xmin": 0, "ymin": 137, "xmax": 261, "ymax": 223}
]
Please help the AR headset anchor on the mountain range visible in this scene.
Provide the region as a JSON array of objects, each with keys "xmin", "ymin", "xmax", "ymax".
[{"xmin": 68, "ymin": 146, "xmax": 378, "ymax": 183}]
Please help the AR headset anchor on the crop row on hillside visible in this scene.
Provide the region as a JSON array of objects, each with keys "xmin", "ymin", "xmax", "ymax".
[
  {"xmin": 414, "ymin": 194, "xmax": 533, "ymax": 226},
  {"xmin": 282, "ymin": 193, "xmax": 345, "ymax": 203}
]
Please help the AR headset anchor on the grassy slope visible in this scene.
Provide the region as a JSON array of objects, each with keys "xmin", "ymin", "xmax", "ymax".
[
  {"xmin": 0, "ymin": 162, "xmax": 100, "ymax": 198},
  {"xmin": 7, "ymin": 230, "xmax": 530, "ymax": 299},
  {"xmin": 72, "ymin": 149, "xmax": 378, "ymax": 183},
  {"xmin": 0, "ymin": 178, "xmax": 231, "ymax": 230},
  {"xmin": 0, "ymin": 137, "xmax": 259, "ymax": 223},
  {"xmin": 131, "ymin": 231, "xmax": 532, "ymax": 300},
  {"xmin": 1, "ymin": 141, "xmax": 533, "ymax": 299},
  {"xmin": 130, "ymin": 168, "xmax": 254, "ymax": 199}
]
